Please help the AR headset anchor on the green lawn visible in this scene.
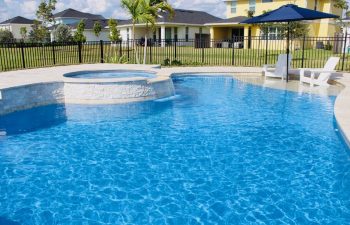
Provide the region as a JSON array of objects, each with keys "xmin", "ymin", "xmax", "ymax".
[{"xmin": 1, "ymin": 43, "xmax": 349, "ymax": 72}]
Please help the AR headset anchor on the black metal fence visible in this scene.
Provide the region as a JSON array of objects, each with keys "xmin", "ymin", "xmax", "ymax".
[{"xmin": 1, "ymin": 36, "xmax": 349, "ymax": 72}]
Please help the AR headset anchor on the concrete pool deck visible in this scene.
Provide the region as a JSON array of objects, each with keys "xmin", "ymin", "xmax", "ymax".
[{"xmin": 0, "ymin": 64, "xmax": 349, "ymax": 146}]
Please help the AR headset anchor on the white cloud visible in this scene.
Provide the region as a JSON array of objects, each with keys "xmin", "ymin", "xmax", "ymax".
[
  {"xmin": 55, "ymin": 2, "xmax": 66, "ymax": 11},
  {"xmin": 20, "ymin": 0, "xmax": 37, "ymax": 15},
  {"xmin": 112, "ymin": 9, "xmax": 130, "ymax": 20},
  {"xmin": 4, "ymin": 0, "xmax": 13, "ymax": 4},
  {"xmin": 169, "ymin": 0, "xmax": 226, "ymax": 18},
  {"xmin": 85, "ymin": 0, "xmax": 109, "ymax": 14}
]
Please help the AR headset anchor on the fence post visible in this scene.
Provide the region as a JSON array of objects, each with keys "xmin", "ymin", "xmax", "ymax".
[
  {"xmin": 127, "ymin": 39, "xmax": 130, "ymax": 61},
  {"xmin": 149, "ymin": 41, "xmax": 152, "ymax": 64},
  {"xmin": 52, "ymin": 42, "xmax": 56, "ymax": 65},
  {"xmin": 20, "ymin": 42, "xmax": 25, "ymax": 69},
  {"xmin": 174, "ymin": 39, "xmax": 177, "ymax": 59},
  {"xmin": 0, "ymin": 44, "xmax": 2, "ymax": 70},
  {"xmin": 100, "ymin": 40, "xmax": 104, "ymax": 63},
  {"xmin": 265, "ymin": 37, "xmax": 269, "ymax": 65},
  {"xmin": 232, "ymin": 38, "xmax": 235, "ymax": 65},
  {"xmin": 301, "ymin": 35, "xmax": 306, "ymax": 68},
  {"xmin": 201, "ymin": 38, "xmax": 205, "ymax": 63},
  {"xmin": 342, "ymin": 31, "xmax": 347, "ymax": 71},
  {"xmin": 78, "ymin": 42, "xmax": 82, "ymax": 63},
  {"xmin": 119, "ymin": 40, "xmax": 122, "ymax": 59}
]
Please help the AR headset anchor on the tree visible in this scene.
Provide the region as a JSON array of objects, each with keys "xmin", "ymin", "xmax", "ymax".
[
  {"xmin": 20, "ymin": 27, "xmax": 27, "ymax": 40},
  {"xmin": 281, "ymin": 22, "xmax": 309, "ymax": 39},
  {"xmin": 93, "ymin": 21, "xmax": 102, "ymax": 39},
  {"xmin": 0, "ymin": 30, "xmax": 14, "ymax": 43},
  {"xmin": 246, "ymin": 10, "xmax": 254, "ymax": 18},
  {"xmin": 334, "ymin": 0, "xmax": 348, "ymax": 11},
  {"xmin": 36, "ymin": 0, "xmax": 57, "ymax": 26},
  {"xmin": 53, "ymin": 24, "xmax": 73, "ymax": 42},
  {"xmin": 141, "ymin": 0, "xmax": 174, "ymax": 64},
  {"xmin": 121, "ymin": 0, "xmax": 144, "ymax": 64},
  {"xmin": 121, "ymin": 0, "xmax": 174, "ymax": 64},
  {"xmin": 73, "ymin": 20, "xmax": 87, "ymax": 42},
  {"xmin": 334, "ymin": 0, "xmax": 349, "ymax": 35},
  {"xmin": 29, "ymin": 20, "xmax": 50, "ymax": 42},
  {"xmin": 108, "ymin": 19, "xmax": 120, "ymax": 42},
  {"xmin": 29, "ymin": 0, "xmax": 56, "ymax": 43}
]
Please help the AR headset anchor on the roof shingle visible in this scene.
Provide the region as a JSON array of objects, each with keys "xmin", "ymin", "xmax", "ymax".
[
  {"xmin": 118, "ymin": 8, "xmax": 222, "ymax": 26},
  {"xmin": 0, "ymin": 16, "xmax": 34, "ymax": 25},
  {"xmin": 54, "ymin": 8, "xmax": 105, "ymax": 20},
  {"xmin": 69, "ymin": 19, "xmax": 109, "ymax": 30}
]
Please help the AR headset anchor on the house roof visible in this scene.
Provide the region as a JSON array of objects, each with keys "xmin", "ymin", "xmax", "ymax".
[
  {"xmin": 71, "ymin": 19, "xmax": 109, "ymax": 29},
  {"xmin": 54, "ymin": 8, "xmax": 105, "ymax": 20},
  {"xmin": 118, "ymin": 8, "xmax": 222, "ymax": 26},
  {"xmin": 205, "ymin": 16, "xmax": 249, "ymax": 25},
  {"xmin": 0, "ymin": 16, "xmax": 34, "ymax": 25},
  {"xmin": 50, "ymin": 19, "xmax": 109, "ymax": 30},
  {"xmin": 48, "ymin": 18, "xmax": 130, "ymax": 31}
]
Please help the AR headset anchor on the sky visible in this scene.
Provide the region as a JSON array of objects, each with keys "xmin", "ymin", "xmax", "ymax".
[{"xmin": 0, "ymin": 0, "xmax": 227, "ymax": 22}]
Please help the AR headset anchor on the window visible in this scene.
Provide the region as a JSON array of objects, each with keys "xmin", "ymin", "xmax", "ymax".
[
  {"xmin": 174, "ymin": 27, "xmax": 178, "ymax": 41},
  {"xmin": 185, "ymin": 27, "xmax": 189, "ymax": 41},
  {"xmin": 231, "ymin": 1, "xmax": 237, "ymax": 13},
  {"xmin": 127, "ymin": 28, "xmax": 129, "ymax": 40},
  {"xmin": 268, "ymin": 27, "xmax": 281, "ymax": 40},
  {"xmin": 261, "ymin": 27, "xmax": 283, "ymax": 40},
  {"xmin": 199, "ymin": 28, "xmax": 202, "ymax": 34},
  {"xmin": 249, "ymin": 0, "xmax": 256, "ymax": 12},
  {"xmin": 262, "ymin": 0, "xmax": 273, "ymax": 2},
  {"xmin": 153, "ymin": 31, "xmax": 157, "ymax": 41}
]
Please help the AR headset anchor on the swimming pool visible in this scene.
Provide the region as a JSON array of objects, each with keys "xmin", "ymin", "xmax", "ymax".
[
  {"xmin": 64, "ymin": 70, "xmax": 157, "ymax": 79},
  {"xmin": 0, "ymin": 75, "xmax": 349, "ymax": 224}
]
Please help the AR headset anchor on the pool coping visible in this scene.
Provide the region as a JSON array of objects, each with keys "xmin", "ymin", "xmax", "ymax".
[
  {"xmin": 0, "ymin": 64, "xmax": 164, "ymax": 90},
  {"xmin": 333, "ymin": 75, "xmax": 350, "ymax": 147},
  {"xmin": 0, "ymin": 64, "xmax": 349, "ymax": 147}
]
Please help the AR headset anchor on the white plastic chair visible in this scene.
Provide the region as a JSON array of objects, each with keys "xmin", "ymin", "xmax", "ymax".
[
  {"xmin": 299, "ymin": 57, "xmax": 340, "ymax": 87},
  {"xmin": 263, "ymin": 54, "xmax": 292, "ymax": 80}
]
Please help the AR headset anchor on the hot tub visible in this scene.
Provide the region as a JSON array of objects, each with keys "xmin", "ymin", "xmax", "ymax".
[{"xmin": 63, "ymin": 70, "xmax": 174, "ymax": 104}]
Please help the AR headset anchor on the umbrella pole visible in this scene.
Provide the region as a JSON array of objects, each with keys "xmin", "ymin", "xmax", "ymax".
[{"xmin": 286, "ymin": 22, "xmax": 290, "ymax": 82}]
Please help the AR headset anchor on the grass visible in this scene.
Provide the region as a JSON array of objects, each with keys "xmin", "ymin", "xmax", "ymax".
[{"xmin": 1, "ymin": 43, "xmax": 349, "ymax": 72}]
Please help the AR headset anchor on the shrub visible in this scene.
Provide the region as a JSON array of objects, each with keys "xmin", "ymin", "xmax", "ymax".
[
  {"xmin": 53, "ymin": 24, "xmax": 73, "ymax": 42},
  {"xmin": 28, "ymin": 20, "xmax": 50, "ymax": 43},
  {"xmin": 93, "ymin": 21, "xmax": 102, "ymax": 38},
  {"xmin": 20, "ymin": 27, "xmax": 27, "ymax": 40},
  {"xmin": 162, "ymin": 58, "xmax": 170, "ymax": 66},
  {"xmin": 171, "ymin": 59, "xmax": 182, "ymax": 66},
  {"xmin": 0, "ymin": 30, "xmax": 15, "ymax": 43},
  {"xmin": 106, "ymin": 54, "xmax": 128, "ymax": 64},
  {"xmin": 161, "ymin": 58, "xmax": 205, "ymax": 67},
  {"xmin": 73, "ymin": 20, "xmax": 86, "ymax": 43},
  {"xmin": 108, "ymin": 19, "xmax": 120, "ymax": 42},
  {"xmin": 324, "ymin": 43, "xmax": 333, "ymax": 51}
]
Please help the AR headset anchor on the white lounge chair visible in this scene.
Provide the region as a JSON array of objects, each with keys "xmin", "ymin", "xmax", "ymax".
[
  {"xmin": 263, "ymin": 54, "xmax": 292, "ymax": 80},
  {"xmin": 299, "ymin": 57, "xmax": 340, "ymax": 87}
]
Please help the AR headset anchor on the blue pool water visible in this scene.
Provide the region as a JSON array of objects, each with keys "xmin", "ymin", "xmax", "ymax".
[
  {"xmin": 64, "ymin": 70, "xmax": 156, "ymax": 79},
  {"xmin": 0, "ymin": 76, "xmax": 349, "ymax": 225}
]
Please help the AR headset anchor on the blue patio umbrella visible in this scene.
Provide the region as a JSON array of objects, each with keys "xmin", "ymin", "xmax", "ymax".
[{"xmin": 241, "ymin": 4, "xmax": 339, "ymax": 82}]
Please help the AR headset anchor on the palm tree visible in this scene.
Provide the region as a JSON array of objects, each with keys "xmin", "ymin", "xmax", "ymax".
[
  {"xmin": 121, "ymin": 0, "xmax": 173, "ymax": 64},
  {"xmin": 121, "ymin": 0, "xmax": 152, "ymax": 64},
  {"xmin": 141, "ymin": 0, "xmax": 174, "ymax": 64}
]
